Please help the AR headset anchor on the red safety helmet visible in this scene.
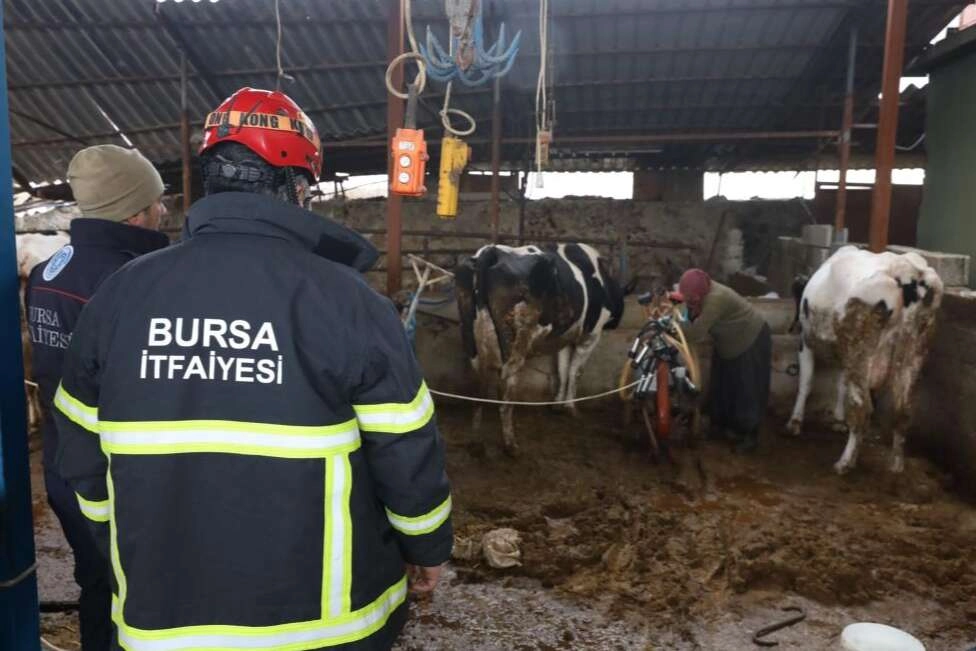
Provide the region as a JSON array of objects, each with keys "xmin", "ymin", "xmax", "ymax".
[{"xmin": 199, "ymin": 87, "xmax": 322, "ymax": 181}]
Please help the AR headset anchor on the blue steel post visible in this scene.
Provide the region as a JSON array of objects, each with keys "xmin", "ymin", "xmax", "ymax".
[{"xmin": 0, "ymin": 0, "xmax": 42, "ymax": 646}]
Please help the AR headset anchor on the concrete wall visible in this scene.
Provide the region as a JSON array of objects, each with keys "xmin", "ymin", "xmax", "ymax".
[
  {"xmin": 316, "ymin": 196, "xmax": 811, "ymax": 292},
  {"xmin": 914, "ymin": 293, "xmax": 976, "ymax": 495},
  {"xmin": 918, "ymin": 47, "xmax": 976, "ymax": 287},
  {"xmin": 17, "ymin": 196, "xmax": 812, "ymax": 294}
]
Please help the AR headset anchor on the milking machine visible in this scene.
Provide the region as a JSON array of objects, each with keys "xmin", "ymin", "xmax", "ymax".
[{"xmin": 625, "ymin": 289, "xmax": 701, "ymax": 462}]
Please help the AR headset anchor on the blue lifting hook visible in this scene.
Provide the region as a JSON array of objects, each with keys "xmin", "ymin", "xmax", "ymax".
[{"xmin": 419, "ymin": 0, "xmax": 521, "ymax": 87}]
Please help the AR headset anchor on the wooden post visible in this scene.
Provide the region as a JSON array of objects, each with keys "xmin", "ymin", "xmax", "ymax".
[
  {"xmin": 180, "ymin": 51, "xmax": 192, "ymax": 213},
  {"xmin": 835, "ymin": 25, "xmax": 857, "ymax": 235},
  {"xmin": 386, "ymin": 0, "xmax": 405, "ymax": 294},
  {"xmin": 490, "ymin": 77, "xmax": 502, "ymax": 243},
  {"xmin": 870, "ymin": 0, "xmax": 908, "ymax": 253}
]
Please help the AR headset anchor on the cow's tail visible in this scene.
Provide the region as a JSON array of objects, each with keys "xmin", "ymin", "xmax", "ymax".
[
  {"xmin": 474, "ymin": 246, "xmax": 500, "ymax": 310},
  {"xmin": 790, "ymin": 275, "xmax": 808, "ymax": 334}
]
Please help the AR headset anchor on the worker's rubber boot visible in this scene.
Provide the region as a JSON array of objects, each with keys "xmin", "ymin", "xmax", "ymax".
[
  {"xmin": 734, "ymin": 428, "xmax": 759, "ymax": 454},
  {"xmin": 707, "ymin": 423, "xmax": 734, "ymax": 442}
]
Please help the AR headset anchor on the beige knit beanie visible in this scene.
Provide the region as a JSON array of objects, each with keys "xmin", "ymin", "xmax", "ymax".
[{"xmin": 67, "ymin": 145, "xmax": 165, "ymax": 222}]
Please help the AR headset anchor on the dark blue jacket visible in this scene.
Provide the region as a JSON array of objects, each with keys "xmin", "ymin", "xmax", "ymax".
[
  {"xmin": 26, "ymin": 218, "xmax": 170, "ymax": 470},
  {"xmin": 52, "ymin": 192, "xmax": 452, "ymax": 650}
]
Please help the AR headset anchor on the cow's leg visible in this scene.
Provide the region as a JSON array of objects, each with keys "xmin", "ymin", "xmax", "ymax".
[
  {"xmin": 787, "ymin": 342, "xmax": 815, "ymax": 436},
  {"xmin": 836, "ymin": 376, "xmax": 872, "ymax": 475},
  {"xmin": 887, "ymin": 353, "xmax": 925, "ymax": 474},
  {"xmin": 832, "ymin": 374, "xmax": 848, "ymax": 433},
  {"xmin": 497, "ymin": 303, "xmax": 549, "ymax": 456},
  {"xmin": 499, "ymin": 358, "xmax": 527, "ymax": 457},
  {"xmin": 564, "ymin": 333, "xmax": 602, "ymax": 418},
  {"xmin": 554, "ymin": 346, "xmax": 572, "ymax": 404},
  {"xmin": 890, "ymin": 416, "xmax": 907, "ymax": 475},
  {"xmin": 471, "ymin": 356, "xmax": 501, "ymax": 443},
  {"xmin": 471, "ymin": 405, "xmax": 483, "ymax": 432},
  {"xmin": 470, "ymin": 357, "xmax": 486, "ymax": 432}
]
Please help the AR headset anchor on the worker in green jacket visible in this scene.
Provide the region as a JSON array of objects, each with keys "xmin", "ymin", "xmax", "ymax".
[{"xmin": 678, "ymin": 269, "xmax": 772, "ymax": 452}]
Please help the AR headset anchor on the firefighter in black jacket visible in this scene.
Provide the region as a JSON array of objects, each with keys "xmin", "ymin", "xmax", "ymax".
[
  {"xmin": 26, "ymin": 144, "xmax": 169, "ymax": 651},
  {"xmin": 54, "ymin": 87, "xmax": 453, "ymax": 651}
]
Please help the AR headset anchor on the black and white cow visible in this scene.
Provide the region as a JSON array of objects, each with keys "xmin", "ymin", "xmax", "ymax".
[
  {"xmin": 788, "ymin": 246, "xmax": 943, "ymax": 474},
  {"xmin": 455, "ymin": 243, "xmax": 626, "ymax": 456}
]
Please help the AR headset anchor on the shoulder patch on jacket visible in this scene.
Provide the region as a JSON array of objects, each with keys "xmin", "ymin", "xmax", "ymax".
[{"xmin": 42, "ymin": 245, "xmax": 74, "ymax": 281}]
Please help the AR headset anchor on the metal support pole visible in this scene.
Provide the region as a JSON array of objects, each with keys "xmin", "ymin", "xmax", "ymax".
[
  {"xmin": 386, "ymin": 0, "xmax": 405, "ymax": 295},
  {"xmin": 180, "ymin": 52, "xmax": 192, "ymax": 213},
  {"xmin": 0, "ymin": 0, "xmax": 41, "ymax": 644},
  {"xmin": 870, "ymin": 0, "xmax": 908, "ymax": 253},
  {"xmin": 835, "ymin": 25, "xmax": 857, "ymax": 234},
  {"xmin": 490, "ymin": 77, "xmax": 502, "ymax": 243}
]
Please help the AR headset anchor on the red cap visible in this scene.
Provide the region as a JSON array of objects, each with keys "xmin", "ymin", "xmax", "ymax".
[
  {"xmin": 678, "ymin": 269, "xmax": 712, "ymax": 302},
  {"xmin": 200, "ymin": 87, "xmax": 322, "ymax": 180}
]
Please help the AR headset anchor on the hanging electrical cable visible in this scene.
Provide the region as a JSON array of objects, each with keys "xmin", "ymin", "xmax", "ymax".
[
  {"xmin": 896, "ymin": 132, "xmax": 926, "ymax": 152},
  {"xmin": 440, "ymin": 61, "xmax": 477, "ymax": 137},
  {"xmin": 274, "ymin": 0, "xmax": 294, "ymax": 90},
  {"xmin": 534, "ymin": 0, "xmax": 552, "ymax": 187},
  {"xmin": 385, "ymin": 0, "xmax": 428, "ymax": 100}
]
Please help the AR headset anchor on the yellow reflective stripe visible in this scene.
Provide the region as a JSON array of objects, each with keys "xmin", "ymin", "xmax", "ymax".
[
  {"xmin": 98, "ymin": 419, "xmax": 361, "ymax": 458},
  {"xmin": 113, "ymin": 576, "xmax": 407, "ymax": 651},
  {"xmin": 107, "ymin": 466, "xmax": 128, "ymax": 624},
  {"xmin": 75, "ymin": 492, "xmax": 110, "ymax": 523},
  {"xmin": 354, "ymin": 382, "xmax": 434, "ymax": 434},
  {"xmin": 386, "ymin": 495, "xmax": 452, "ymax": 536},
  {"xmin": 340, "ymin": 454, "xmax": 353, "ymax": 616},
  {"xmin": 54, "ymin": 384, "xmax": 98, "ymax": 434},
  {"xmin": 322, "ymin": 453, "xmax": 353, "ymax": 619}
]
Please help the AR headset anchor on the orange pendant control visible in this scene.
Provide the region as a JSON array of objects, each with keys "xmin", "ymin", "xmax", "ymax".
[{"xmin": 390, "ymin": 128, "xmax": 429, "ymax": 197}]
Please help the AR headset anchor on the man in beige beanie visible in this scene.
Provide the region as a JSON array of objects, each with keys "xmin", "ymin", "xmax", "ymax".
[{"xmin": 24, "ymin": 144, "xmax": 170, "ymax": 651}]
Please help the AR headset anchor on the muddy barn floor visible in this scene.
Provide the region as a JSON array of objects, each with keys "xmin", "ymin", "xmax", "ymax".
[{"xmin": 33, "ymin": 405, "xmax": 976, "ymax": 651}]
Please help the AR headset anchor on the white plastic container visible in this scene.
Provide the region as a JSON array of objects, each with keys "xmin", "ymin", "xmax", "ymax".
[{"xmin": 841, "ymin": 623, "xmax": 925, "ymax": 651}]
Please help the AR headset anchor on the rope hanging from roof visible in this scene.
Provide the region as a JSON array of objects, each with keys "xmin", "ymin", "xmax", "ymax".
[
  {"xmin": 534, "ymin": 0, "xmax": 552, "ymax": 186},
  {"xmin": 274, "ymin": 0, "xmax": 294, "ymax": 90}
]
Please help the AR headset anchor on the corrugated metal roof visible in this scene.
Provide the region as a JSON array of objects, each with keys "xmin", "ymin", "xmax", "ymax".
[{"xmin": 4, "ymin": 0, "xmax": 966, "ymax": 184}]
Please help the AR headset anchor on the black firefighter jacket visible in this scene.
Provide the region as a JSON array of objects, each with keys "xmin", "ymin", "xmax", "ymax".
[
  {"xmin": 26, "ymin": 218, "xmax": 170, "ymax": 472},
  {"xmin": 53, "ymin": 192, "xmax": 454, "ymax": 651}
]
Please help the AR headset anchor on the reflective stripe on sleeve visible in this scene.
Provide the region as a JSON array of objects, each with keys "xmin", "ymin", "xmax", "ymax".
[
  {"xmin": 386, "ymin": 495, "xmax": 452, "ymax": 536},
  {"xmin": 54, "ymin": 384, "xmax": 99, "ymax": 434},
  {"xmin": 323, "ymin": 453, "xmax": 353, "ymax": 618},
  {"xmin": 113, "ymin": 576, "xmax": 407, "ymax": 651},
  {"xmin": 354, "ymin": 382, "xmax": 434, "ymax": 434},
  {"xmin": 98, "ymin": 419, "xmax": 361, "ymax": 458},
  {"xmin": 75, "ymin": 492, "xmax": 110, "ymax": 523}
]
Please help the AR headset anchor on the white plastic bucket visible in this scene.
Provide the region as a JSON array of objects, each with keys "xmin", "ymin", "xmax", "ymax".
[{"xmin": 841, "ymin": 623, "xmax": 925, "ymax": 651}]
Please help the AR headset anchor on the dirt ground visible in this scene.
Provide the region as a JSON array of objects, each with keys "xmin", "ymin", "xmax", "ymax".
[{"xmin": 32, "ymin": 405, "xmax": 976, "ymax": 650}]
